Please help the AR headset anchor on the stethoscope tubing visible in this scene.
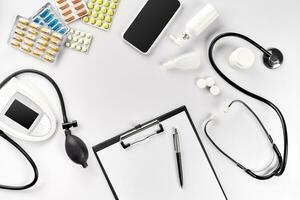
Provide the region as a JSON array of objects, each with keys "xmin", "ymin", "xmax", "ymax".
[{"xmin": 207, "ymin": 32, "xmax": 288, "ymax": 179}]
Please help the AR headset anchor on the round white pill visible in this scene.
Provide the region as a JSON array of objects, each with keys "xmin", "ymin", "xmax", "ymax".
[
  {"xmin": 229, "ymin": 47, "xmax": 255, "ymax": 70},
  {"xmin": 80, "ymin": 32, "xmax": 85, "ymax": 37},
  {"xmin": 71, "ymin": 43, "xmax": 76, "ymax": 49},
  {"xmin": 196, "ymin": 78, "xmax": 207, "ymax": 89},
  {"xmin": 75, "ymin": 30, "xmax": 80, "ymax": 35},
  {"xmin": 210, "ymin": 85, "xmax": 220, "ymax": 96},
  {"xmin": 67, "ymin": 35, "xmax": 73, "ymax": 40},
  {"xmin": 86, "ymin": 34, "xmax": 92, "ymax": 39},
  {"xmin": 65, "ymin": 42, "xmax": 70, "ymax": 47},
  {"xmin": 205, "ymin": 77, "xmax": 216, "ymax": 87},
  {"xmin": 78, "ymin": 38, "xmax": 84, "ymax": 44},
  {"xmin": 81, "ymin": 46, "xmax": 88, "ymax": 52},
  {"xmin": 76, "ymin": 45, "xmax": 82, "ymax": 51},
  {"xmin": 84, "ymin": 39, "xmax": 90, "ymax": 45},
  {"xmin": 73, "ymin": 37, "xmax": 78, "ymax": 42}
]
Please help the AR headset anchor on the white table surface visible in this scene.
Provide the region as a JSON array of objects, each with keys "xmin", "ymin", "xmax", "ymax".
[{"xmin": 0, "ymin": 0, "xmax": 299, "ymax": 199}]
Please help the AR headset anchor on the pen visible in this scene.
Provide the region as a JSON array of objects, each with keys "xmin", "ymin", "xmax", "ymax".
[{"xmin": 173, "ymin": 128, "xmax": 184, "ymax": 188}]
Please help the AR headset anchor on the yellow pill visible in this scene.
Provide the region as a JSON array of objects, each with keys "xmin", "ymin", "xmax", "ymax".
[
  {"xmin": 108, "ymin": 9, "xmax": 114, "ymax": 16},
  {"xmin": 110, "ymin": 3, "xmax": 116, "ymax": 9},
  {"xmin": 25, "ymin": 34, "xmax": 36, "ymax": 41},
  {"xmin": 95, "ymin": 5, "xmax": 101, "ymax": 11},
  {"xmin": 38, "ymin": 39, "xmax": 48, "ymax": 46},
  {"xmin": 97, "ymin": 0, "xmax": 102, "ymax": 4},
  {"xmin": 29, "ymin": 23, "xmax": 40, "ymax": 29},
  {"xmin": 52, "ymin": 32, "xmax": 63, "ymax": 40},
  {"xmin": 36, "ymin": 45, "xmax": 46, "ymax": 51},
  {"xmin": 49, "ymin": 44, "xmax": 59, "ymax": 52},
  {"xmin": 50, "ymin": 38, "xmax": 60, "ymax": 45},
  {"xmin": 19, "ymin": 18, "xmax": 29, "ymax": 25},
  {"xmin": 96, "ymin": 20, "xmax": 102, "ymax": 27},
  {"xmin": 101, "ymin": 7, "xmax": 107, "ymax": 13},
  {"xmin": 21, "ymin": 45, "xmax": 31, "ymax": 53},
  {"xmin": 88, "ymin": 2, "xmax": 94, "ymax": 9},
  {"xmin": 13, "ymin": 35, "xmax": 23, "ymax": 42},
  {"xmin": 15, "ymin": 30, "xmax": 24, "ymax": 36},
  {"xmin": 103, "ymin": 1, "xmax": 109, "ymax": 7},
  {"xmin": 44, "ymin": 55, "xmax": 54, "ymax": 62},
  {"xmin": 83, "ymin": 16, "xmax": 89, "ymax": 22},
  {"xmin": 92, "ymin": 12, "xmax": 98, "ymax": 17},
  {"xmin": 99, "ymin": 14, "xmax": 105, "ymax": 20},
  {"xmin": 28, "ymin": 29, "xmax": 38, "ymax": 35},
  {"xmin": 11, "ymin": 40, "xmax": 20, "ymax": 47},
  {"xmin": 91, "ymin": 0, "xmax": 96, "ymax": 2},
  {"xmin": 102, "ymin": 22, "xmax": 109, "ymax": 29},
  {"xmin": 112, "ymin": 0, "xmax": 118, "ymax": 2},
  {"xmin": 105, "ymin": 16, "xmax": 111, "ymax": 22},
  {"xmin": 16, "ymin": 23, "xmax": 26, "ymax": 30},
  {"xmin": 41, "ymin": 27, "xmax": 51, "ymax": 34},
  {"xmin": 89, "ymin": 18, "xmax": 96, "ymax": 24},
  {"xmin": 41, "ymin": 34, "xmax": 50, "ymax": 41},
  {"xmin": 46, "ymin": 49, "xmax": 56, "ymax": 56},
  {"xmin": 24, "ymin": 40, "xmax": 34, "ymax": 47},
  {"xmin": 32, "ymin": 50, "xmax": 41, "ymax": 56},
  {"xmin": 87, "ymin": 10, "xmax": 92, "ymax": 16}
]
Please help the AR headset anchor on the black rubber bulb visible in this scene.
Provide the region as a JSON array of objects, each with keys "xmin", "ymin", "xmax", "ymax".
[{"xmin": 65, "ymin": 129, "xmax": 89, "ymax": 168}]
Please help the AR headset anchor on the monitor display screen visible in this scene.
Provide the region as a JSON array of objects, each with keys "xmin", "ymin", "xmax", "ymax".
[{"xmin": 5, "ymin": 99, "xmax": 39, "ymax": 129}]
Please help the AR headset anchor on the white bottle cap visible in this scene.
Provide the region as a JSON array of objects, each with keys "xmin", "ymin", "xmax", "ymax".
[
  {"xmin": 210, "ymin": 85, "xmax": 220, "ymax": 96},
  {"xmin": 196, "ymin": 78, "xmax": 207, "ymax": 89},
  {"xmin": 229, "ymin": 47, "xmax": 255, "ymax": 70},
  {"xmin": 205, "ymin": 77, "xmax": 216, "ymax": 87}
]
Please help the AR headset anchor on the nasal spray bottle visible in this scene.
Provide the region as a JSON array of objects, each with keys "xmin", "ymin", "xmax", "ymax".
[{"xmin": 170, "ymin": 4, "xmax": 219, "ymax": 46}]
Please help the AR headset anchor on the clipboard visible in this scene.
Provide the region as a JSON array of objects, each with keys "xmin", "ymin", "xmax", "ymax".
[{"xmin": 93, "ymin": 106, "xmax": 228, "ymax": 200}]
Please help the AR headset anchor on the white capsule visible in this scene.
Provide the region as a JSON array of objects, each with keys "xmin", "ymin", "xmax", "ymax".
[
  {"xmin": 205, "ymin": 77, "xmax": 215, "ymax": 87},
  {"xmin": 210, "ymin": 85, "xmax": 220, "ymax": 96},
  {"xmin": 196, "ymin": 78, "xmax": 207, "ymax": 89}
]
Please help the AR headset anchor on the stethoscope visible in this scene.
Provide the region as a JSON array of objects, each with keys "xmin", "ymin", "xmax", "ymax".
[{"xmin": 205, "ymin": 32, "xmax": 288, "ymax": 180}]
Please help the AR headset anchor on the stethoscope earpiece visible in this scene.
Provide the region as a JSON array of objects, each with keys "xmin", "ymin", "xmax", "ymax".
[{"xmin": 263, "ymin": 48, "xmax": 284, "ymax": 69}]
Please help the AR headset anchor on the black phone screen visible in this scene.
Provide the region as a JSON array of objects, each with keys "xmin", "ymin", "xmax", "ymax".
[{"xmin": 123, "ymin": 0, "xmax": 181, "ymax": 53}]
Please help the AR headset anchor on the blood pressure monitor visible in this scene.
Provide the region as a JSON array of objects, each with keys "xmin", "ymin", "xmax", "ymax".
[{"xmin": 0, "ymin": 77, "xmax": 56, "ymax": 142}]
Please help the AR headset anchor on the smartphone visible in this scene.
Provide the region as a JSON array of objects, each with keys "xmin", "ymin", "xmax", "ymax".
[{"xmin": 123, "ymin": 0, "xmax": 181, "ymax": 54}]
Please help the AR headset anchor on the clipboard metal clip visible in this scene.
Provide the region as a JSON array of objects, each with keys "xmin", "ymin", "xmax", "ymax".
[{"xmin": 120, "ymin": 120, "xmax": 164, "ymax": 149}]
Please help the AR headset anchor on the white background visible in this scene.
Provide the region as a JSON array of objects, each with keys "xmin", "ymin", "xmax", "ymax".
[{"xmin": 0, "ymin": 0, "xmax": 299, "ymax": 199}]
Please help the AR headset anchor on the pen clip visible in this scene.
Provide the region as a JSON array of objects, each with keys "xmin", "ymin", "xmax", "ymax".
[{"xmin": 120, "ymin": 120, "xmax": 164, "ymax": 149}]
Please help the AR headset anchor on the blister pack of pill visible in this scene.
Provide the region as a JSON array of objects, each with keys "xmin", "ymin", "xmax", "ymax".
[
  {"xmin": 32, "ymin": 3, "xmax": 69, "ymax": 35},
  {"xmin": 82, "ymin": 0, "xmax": 119, "ymax": 30},
  {"xmin": 54, "ymin": 0, "xmax": 88, "ymax": 23},
  {"xmin": 65, "ymin": 28, "xmax": 93, "ymax": 53},
  {"xmin": 8, "ymin": 16, "xmax": 65, "ymax": 63}
]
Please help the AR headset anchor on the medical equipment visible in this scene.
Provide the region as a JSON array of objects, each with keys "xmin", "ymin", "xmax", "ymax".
[
  {"xmin": 204, "ymin": 100, "xmax": 282, "ymax": 180},
  {"xmin": 161, "ymin": 50, "xmax": 201, "ymax": 70},
  {"xmin": 229, "ymin": 47, "xmax": 255, "ymax": 70},
  {"xmin": 0, "ymin": 77, "xmax": 56, "ymax": 141},
  {"xmin": 0, "ymin": 69, "xmax": 89, "ymax": 190},
  {"xmin": 170, "ymin": 4, "xmax": 219, "ymax": 46},
  {"xmin": 206, "ymin": 32, "xmax": 287, "ymax": 179}
]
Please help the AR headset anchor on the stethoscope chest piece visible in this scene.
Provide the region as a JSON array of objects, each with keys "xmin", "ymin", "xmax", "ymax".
[{"xmin": 263, "ymin": 48, "xmax": 284, "ymax": 69}]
